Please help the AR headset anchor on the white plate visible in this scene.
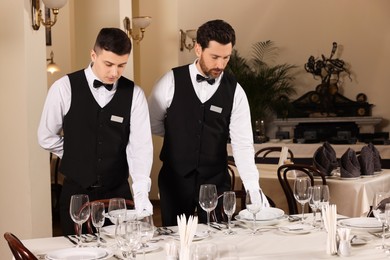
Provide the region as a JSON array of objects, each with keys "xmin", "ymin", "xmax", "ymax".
[
  {"xmin": 338, "ymin": 217, "xmax": 382, "ymax": 232},
  {"xmin": 46, "ymin": 247, "xmax": 110, "ymax": 260},
  {"xmin": 279, "ymin": 224, "xmax": 314, "ymax": 234},
  {"xmin": 105, "ymin": 209, "xmax": 137, "ymax": 224},
  {"xmin": 136, "ymin": 244, "xmax": 160, "ymax": 254},
  {"xmin": 339, "ymin": 176, "xmax": 361, "ymax": 180},
  {"xmin": 234, "ymin": 215, "xmax": 284, "ymax": 226},
  {"xmin": 101, "ymin": 225, "xmax": 117, "ymax": 237},
  {"xmin": 172, "ymin": 231, "xmax": 209, "ymax": 241},
  {"xmin": 238, "ymin": 207, "xmax": 285, "ymax": 221}
]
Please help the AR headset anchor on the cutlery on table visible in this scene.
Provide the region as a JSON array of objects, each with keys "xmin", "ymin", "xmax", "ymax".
[{"xmin": 65, "ymin": 235, "xmax": 78, "ymax": 245}]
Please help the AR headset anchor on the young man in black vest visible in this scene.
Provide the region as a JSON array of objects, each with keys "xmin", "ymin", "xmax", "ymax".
[
  {"xmin": 38, "ymin": 28, "xmax": 153, "ymax": 235},
  {"xmin": 148, "ymin": 20, "xmax": 269, "ymax": 226}
]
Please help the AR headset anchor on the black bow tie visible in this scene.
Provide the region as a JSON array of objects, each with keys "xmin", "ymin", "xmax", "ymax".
[
  {"xmin": 93, "ymin": 79, "xmax": 113, "ymax": 91},
  {"xmin": 196, "ymin": 74, "xmax": 215, "ymax": 85}
]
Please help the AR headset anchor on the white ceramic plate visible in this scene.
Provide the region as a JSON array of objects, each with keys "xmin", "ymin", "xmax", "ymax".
[
  {"xmin": 172, "ymin": 231, "xmax": 209, "ymax": 241},
  {"xmin": 339, "ymin": 176, "xmax": 361, "ymax": 180},
  {"xmin": 237, "ymin": 207, "xmax": 285, "ymax": 221},
  {"xmin": 338, "ymin": 217, "xmax": 382, "ymax": 232},
  {"xmin": 101, "ymin": 225, "xmax": 117, "ymax": 237},
  {"xmin": 234, "ymin": 215, "xmax": 284, "ymax": 226},
  {"xmin": 136, "ymin": 244, "xmax": 160, "ymax": 254},
  {"xmin": 46, "ymin": 247, "xmax": 110, "ymax": 260},
  {"xmin": 105, "ymin": 209, "xmax": 137, "ymax": 224},
  {"xmin": 279, "ymin": 224, "xmax": 315, "ymax": 234}
]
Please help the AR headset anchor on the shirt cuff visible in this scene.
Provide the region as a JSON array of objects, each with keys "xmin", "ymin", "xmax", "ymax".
[{"xmin": 242, "ymin": 180, "xmax": 260, "ymax": 192}]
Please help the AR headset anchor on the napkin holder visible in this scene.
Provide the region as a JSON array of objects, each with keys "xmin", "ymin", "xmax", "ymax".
[
  {"xmin": 323, "ymin": 204, "xmax": 338, "ymax": 255},
  {"xmin": 177, "ymin": 214, "xmax": 198, "ymax": 260},
  {"xmin": 337, "ymin": 227, "xmax": 351, "ymax": 257}
]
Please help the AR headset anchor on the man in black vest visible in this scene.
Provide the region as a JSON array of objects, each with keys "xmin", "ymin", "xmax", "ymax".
[
  {"xmin": 38, "ymin": 28, "xmax": 153, "ymax": 235},
  {"xmin": 148, "ymin": 20, "xmax": 269, "ymax": 226}
]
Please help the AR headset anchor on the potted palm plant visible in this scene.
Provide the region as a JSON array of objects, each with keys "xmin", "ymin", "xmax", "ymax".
[{"xmin": 226, "ymin": 40, "xmax": 297, "ymax": 142}]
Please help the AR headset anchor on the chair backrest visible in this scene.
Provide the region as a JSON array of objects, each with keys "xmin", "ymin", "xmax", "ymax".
[
  {"xmin": 227, "ymin": 160, "xmax": 236, "ymax": 190},
  {"xmin": 74, "ymin": 198, "xmax": 135, "ymax": 235},
  {"xmin": 255, "ymin": 146, "xmax": 294, "ymax": 164},
  {"xmin": 3, "ymin": 232, "xmax": 37, "ymax": 260},
  {"xmin": 277, "ymin": 163, "xmax": 326, "ymax": 215}
]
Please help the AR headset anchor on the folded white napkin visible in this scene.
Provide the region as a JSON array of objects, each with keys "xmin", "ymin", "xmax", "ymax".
[
  {"xmin": 322, "ymin": 204, "xmax": 337, "ymax": 255},
  {"xmin": 278, "ymin": 146, "xmax": 289, "ymax": 167},
  {"xmin": 177, "ymin": 214, "xmax": 198, "ymax": 260}
]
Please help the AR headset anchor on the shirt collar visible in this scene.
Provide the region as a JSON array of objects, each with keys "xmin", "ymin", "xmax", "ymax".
[
  {"xmin": 189, "ymin": 59, "xmax": 223, "ymax": 85},
  {"xmin": 85, "ymin": 63, "xmax": 117, "ymax": 91}
]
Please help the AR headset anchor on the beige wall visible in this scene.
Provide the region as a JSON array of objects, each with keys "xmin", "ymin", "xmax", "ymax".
[{"xmin": 1, "ymin": 0, "xmax": 390, "ymax": 257}]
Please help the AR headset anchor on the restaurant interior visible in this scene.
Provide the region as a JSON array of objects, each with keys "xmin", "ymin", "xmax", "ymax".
[{"xmin": 2, "ymin": 0, "xmax": 390, "ymax": 258}]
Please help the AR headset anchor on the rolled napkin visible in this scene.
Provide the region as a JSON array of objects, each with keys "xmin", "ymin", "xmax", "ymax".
[
  {"xmin": 322, "ymin": 204, "xmax": 337, "ymax": 255},
  {"xmin": 340, "ymin": 148, "xmax": 361, "ymax": 178},
  {"xmin": 368, "ymin": 143, "xmax": 382, "ymax": 172},
  {"xmin": 278, "ymin": 146, "xmax": 289, "ymax": 167},
  {"xmin": 177, "ymin": 214, "xmax": 198, "ymax": 260},
  {"xmin": 313, "ymin": 144, "xmax": 338, "ymax": 176},
  {"xmin": 358, "ymin": 146, "xmax": 375, "ymax": 176}
]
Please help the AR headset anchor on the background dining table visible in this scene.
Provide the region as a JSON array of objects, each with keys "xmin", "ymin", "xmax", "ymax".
[
  {"xmin": 20, "ymin": 215, "xmax": 390, "ymax": 259},
  {"xmin": 232, "ymin": 163, "xmax": 390, "ymax": 218}
]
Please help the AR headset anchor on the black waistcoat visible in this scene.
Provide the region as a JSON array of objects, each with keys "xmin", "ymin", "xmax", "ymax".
[
  {"xmin": 60, "ymin": 70, "xmax": 134, "ymax": 189},
  {"xmin": 160, "ymin": 65, "xmax": 237, "ymax": 177}
]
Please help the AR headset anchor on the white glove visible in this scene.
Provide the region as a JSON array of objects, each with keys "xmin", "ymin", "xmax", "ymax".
[{"xmin": 134, "ymin": 191, "xmax": 153, "ymax": 216}]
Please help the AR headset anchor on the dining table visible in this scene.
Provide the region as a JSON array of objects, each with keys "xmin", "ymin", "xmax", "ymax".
[
  {"xmin": 20, "ymin": 213, "xmax": 390, "ymax": 259},
  {"xmin": 231, "ymin": 163, "xmax": 390, "ymax": 218}
]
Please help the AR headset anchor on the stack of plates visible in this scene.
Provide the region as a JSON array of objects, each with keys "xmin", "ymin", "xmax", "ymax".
[
  {"xmin": 338, "ymin": 217, "xmax": 382, "ymax": 232},
  {"xmin": 234, "ymin": 207, "xmax": 285, "ymax": 225}
]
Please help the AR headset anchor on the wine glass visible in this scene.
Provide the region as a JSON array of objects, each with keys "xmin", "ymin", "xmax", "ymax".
[
  {"xmin": 223, "ymin": 191, "xmax": 236, "ymax": 235},
  {"xmin": 139, "ymin": 213, "xmax": 156, "ymax": 260},
  {"xmin": 199, "ymin": 184, "xmax": 218, "ymax": 233},
  {"xmin": 318, "ymin": 185, "xmax": 330, "ymax": 229},
  {"xmin": 373, "ymin": 192, "xmax": 388, "ymax": 250},
  {"xmin": 116, "ymin": 221, "xmax": 141, "ymax": 259},
  {"xmin": 245, "ymin": 189, "xmax": 264, "ymax": 235},
  {"xmin": 293, "ymin": 176, "xmax": 312, "ymax": 224},
  {"xmin": 69, "ymin": 194, "xmax": 90, "ymax": 247},
  {"xmin": 90, "ymin": 201, "xmax": 105, "ymax": 247},
  {"xmin": 108, "ymin": 198, "xmax": 127, "ymax": 237},
  {"xmin": 309, "ymin": 185, "xmax": 323, "ymax": 227}
]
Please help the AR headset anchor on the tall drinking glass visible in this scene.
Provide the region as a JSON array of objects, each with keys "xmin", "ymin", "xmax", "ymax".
[
  {"xmin": 108, "ymin": 198, "xmax": 127, "ymax": 237},
  {"xmin": 69, "ymin": 194, "xmax": 90, "ymax": 247},
  {"xmin": 318, "ymin": 185, "xmax": 330, "ymax": 229},
  {"xmin": 139, "ymin": 213, "xmax": 156, "ymax": 260},
  {"xmin": 245, "ymin": 189, "xmax": 264, "ymax": 235},
  {"xmin": 116, "ymin": 221, "xmax": 141, "ymax": 259},
  {"xmin": 373, "ymin": 192, "xmax": 388, "ymax": 250},
  {"xmin": 223, "ymin": 191, "xmax": 236, "ymax": 235},
  {"xmin": 90, "ymin": 201, "xmax": 105, "ymax": 247},
  {"xmin": 293, "ymin": 176, "xmax": 312, "ymax": 224},
  {"xmin": 199, "ymin": 184, "xmax": 218, "ymax": 233}
]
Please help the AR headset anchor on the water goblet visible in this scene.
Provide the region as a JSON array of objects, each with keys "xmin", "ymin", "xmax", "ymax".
[
  {"xmin": 108, "ymin": 198, "xmax": 127, "ymax": 237},
  {"xmin": 69, "ymin": 194, "xmax": 90, "ymax": 247},
  {"xmin": 199, "ymin": 184, "xmax": 218, "ymax": 233},
  {"xmin": 139, "ymin": 213, "xmax": 156, "ymax": 260},
  {"xmin": 223, "ymin": 191, "xmax": 236, "ymax": 235},
  {"xmin": 245, "ymin": 189, "xmax": 264, "ymax": 235},
  {"xmin": 90, "ymin": 201, "xmax": 105, "ymax": 247},
  {"xmin": 293, "ymin": 176, "xmax": 312, "ymax": 224},
  {"xmin": 373, "ymin": 192, "xmax": 389, "ymax": 250},
  {"xmin": 309, "ymin": 185, "xmax": 322, "ymax": 227},
  {"xmin": 116, "ymin": 221, "xmax": 141, "ymax": 259}
]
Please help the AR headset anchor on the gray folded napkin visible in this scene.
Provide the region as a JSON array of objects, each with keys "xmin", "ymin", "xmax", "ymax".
[
  {"xmin": 368, "ymin": 143, "xmax": 382, "ymax": 172},
  {"xmin": 340, "ymin": 148, "xmax": 361, "ymax": 178},
  {"xmin": 358, "ymin": 146, "xmax": 375, "ymax": 176},
  {"xmin": 313, "ymin": 142, "xmax": 338, "ymax": 176}
]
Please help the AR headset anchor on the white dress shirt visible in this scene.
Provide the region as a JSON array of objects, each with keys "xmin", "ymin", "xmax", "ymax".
[
  {"xmin": 148, "ymin": 60, "xmax": 261, "ymax": 192},
  {"xmin": 38, "ymin": 64, "xmax": 153, "ymax": 214}
]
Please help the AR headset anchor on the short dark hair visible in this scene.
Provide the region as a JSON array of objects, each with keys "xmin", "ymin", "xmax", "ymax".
[
  {"xmin": 196, "ymin": 19, "xmax": 236, "ymax": 49},
  {"xmin": 94, "ymin": 28, "xmax": 132, "ymax": 55}
]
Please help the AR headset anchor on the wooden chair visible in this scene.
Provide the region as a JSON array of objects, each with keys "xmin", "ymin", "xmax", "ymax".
[
  {"xmin": 255, "ymin": 146, "xmax": 294, "ymax": 164},
  {"xmin": 4, "ymin": 232, "xmax": 37, "ymax": 260},
  {"xmin": 277, "ymin": 163, "xmax": 326, "ymax": 215},
  {"xmin": 74, "ymin": 198, "xmax": 135, "ymax": 235}
]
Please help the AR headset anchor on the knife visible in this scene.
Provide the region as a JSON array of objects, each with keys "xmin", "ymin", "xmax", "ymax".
[{"xmin": 209, "ymin": 223, "xmax": 222, "ymax": 230}]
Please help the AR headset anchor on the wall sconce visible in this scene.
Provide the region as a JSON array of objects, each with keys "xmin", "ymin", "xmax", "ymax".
[
  {"xmin": 47, "ymin": 51, "xmax": 60, "ymax": 74},
  {"xmin": 123, "ymin": 16, "xmax": 152, "ymax": 43},
  {"xmin": 31, "ymin": 0, "xmax": 68, "ymax": 30},
  {"xmin": 180, "ymin": 29, "xmax": 197, "ymax": 51}
]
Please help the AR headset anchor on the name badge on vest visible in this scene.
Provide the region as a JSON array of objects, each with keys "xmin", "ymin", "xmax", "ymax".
[
  {"xmin": 111, "ymin": 115, "xmax": 124, "ymax": 123},
  {"xmin": 210, "ymin": 105, "xmax": 223, "ymax": 113}
]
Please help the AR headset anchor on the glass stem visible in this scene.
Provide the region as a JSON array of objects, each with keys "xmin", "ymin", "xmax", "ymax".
[
  {"xmin": 207, "ymin": 211, "xmax": 211, "ymax": 233},
  {"xmin": 227, "ymin": 215, "xmax": 232, "ymax": 233},
  {"xmin": 96, "ymin": 228, "xmax": 101, "ymax": 247},
  {"xmin": 253, "ymin": 213, "xmax": 256, "ymax": 233},
  {"xmin": 301, "ymin": 204, "xmax": 305, "ymax": 224},
  {"xmin": 382, "ymin": 223, "xmax": 386, "ymax": 249},
  {"xmin": 77, "ymin": 223, "xmax": 82, "ymax": 247},
  {"xmin": 312, "ymin": 209, "xmax": 317, "ymax": 227}
]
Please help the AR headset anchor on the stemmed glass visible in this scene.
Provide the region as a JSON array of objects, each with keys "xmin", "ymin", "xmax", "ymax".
[
  {"xmin": 90, "ymin": 201, "xmax": 105, "ymax": 247},
  {"xmin": 293, "ymin": 176, "xmax": 312, "ymax": 224},
  {"xmin": 245, "ymin": 189, "xmax": 264, "ymax": 235},
  {"xmin": 108, "ymin": 198, "xmax": 127, "ymax": 237},
  {"xmin": 223, "ymin": 191, "xmax": 236, "ymax": 235},
  {"xmin": 318, "ymin": 185, "xmax": 330, "ymax": 229},
  {"xmin": 69, "ymin": 194, "xmax": 90, "ymax": 247},
  {"xmin": 199, "ymin": 184, "xmax": 218, "ymax": 233},
  {"xmin": 373, "ymin": 192, "xmax": 388, "ymax": 250},
  {"xmin": 116, "ymin": 221, "xmax": 141, "ymax": 259},
  {"xmin": 309, "ymin": 185, "xmax": 323, "ymax": 227},
  {"xmin": 139, "ymin": 213, "xmax": 156, "ymax": 260}
]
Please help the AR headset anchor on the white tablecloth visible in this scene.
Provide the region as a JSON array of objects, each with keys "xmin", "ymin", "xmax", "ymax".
[{"xmin": 21, "ymin": 218, "xmax": 389, "ymax": 259}]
